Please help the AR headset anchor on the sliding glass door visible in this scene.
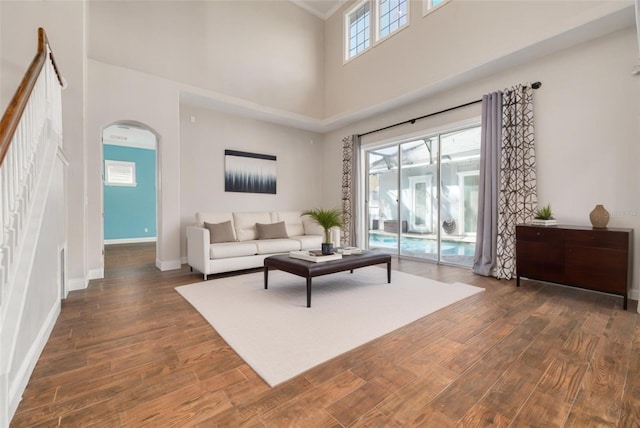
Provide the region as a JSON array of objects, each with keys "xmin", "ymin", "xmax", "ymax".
[
  {"xmin": 365, "ymin": 126, "xmax": 480, "ymax": 267},
  {"xmin": 367, "ymin": 146, "xmax": 399, "ymax": 254},
  {"xmin": 438, "ymin": 128, "xmax": 480, "ymax": 266},
  {"xmin": 400, "ymin": 138, "xmax": 437, "ymax": 261}
]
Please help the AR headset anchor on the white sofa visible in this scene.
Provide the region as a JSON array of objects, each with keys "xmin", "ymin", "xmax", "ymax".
[{"xmin": 187, "ymin": 210, "xmax": 341, "ymax": 279}]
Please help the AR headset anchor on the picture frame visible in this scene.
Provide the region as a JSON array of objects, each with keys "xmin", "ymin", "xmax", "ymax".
[{"xmin": 224, "ymin": 150, "xmax": 277, "ymax": 194}]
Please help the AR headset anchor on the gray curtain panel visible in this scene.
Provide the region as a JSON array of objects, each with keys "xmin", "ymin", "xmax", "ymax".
[
  {"xmin": 341, "ymin": 134, "xmax": 360, "ymax": 247},
  {"xmin": 473, "ymin": 92, "xmax": 503, "ymax": 276},
  {"xmin": 495, "ymin": 84, "xmax": 537, "ymax": 280}
]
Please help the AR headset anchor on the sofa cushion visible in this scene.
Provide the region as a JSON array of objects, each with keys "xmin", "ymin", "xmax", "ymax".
[
  {"xmin": 274, "ymin": 211, "xmax": 305, "ymax": 237},
  {"xmin": 210, "ymin": 242, "xmax": 258, "ymax": 259},
  {"xmin": 197, "ymin": 212, "xmax": 237, "ymax": 240},
  {"xmin": 291, "ymin": 234, "xmax": 322, "ymax": 250},
  {"xmin": 204, "ymin": 220, "xmax": 236, "ymax": 243},
  {"xmin": 302, "ymin": 214, "xmax": 324, "ymax": 236},
  {"xmin": 233, "ymin": 212, "xmax": 272, "ymax": 241},
  {"xmin": 255, "ymin": 239, "xmax": 301, "ymax": 254},
  {"xmin": 256, "ymin": 221, "xmax": 288, "ymax": 239}
]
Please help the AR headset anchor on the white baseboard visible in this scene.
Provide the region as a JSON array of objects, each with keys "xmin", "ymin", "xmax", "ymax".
[
  {"xmin": 8, "ymin": 300, "xmax": 60, "ymax": 422},
  {"xmin": 67, "ymin": 277, "xmax": 88, "ymax": 292},
  {"xmin": 88, "ymin": 268, "xmax": 104, "ymax": 280},
  {"xmin": 104, "ymin": 237, "xmax": 157, "ymax": 245},
  {"xmin": 156, "ymin": 259, "xmax": 181, "ymax": 271},
  {"xmin": 630, "ymin": 289, "xmax": 640, "ymax": 313},
  {"xmin": 0, "ymin": 372, "xmax": 8, "ymax": 428}
]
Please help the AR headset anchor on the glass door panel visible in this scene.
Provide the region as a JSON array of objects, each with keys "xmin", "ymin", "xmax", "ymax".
[
  {"xmin": 367, "ymin": 146, "xmax": 399, "ymax": 255},
  {"xmin": 364, "ymin": 125, "xmax": 480, "ymax": 267},
  {"xmin": 400, "ymin": 138, "xmax": 437, "ymax": 261},
  {"xmin": 439, "ymin": 128, "xmax": 481, "ymax": 267}
]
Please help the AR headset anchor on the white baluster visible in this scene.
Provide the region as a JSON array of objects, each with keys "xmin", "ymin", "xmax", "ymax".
[{"xmin": 0, "ymin": 41, "xmax": 64, "ymax": 307}]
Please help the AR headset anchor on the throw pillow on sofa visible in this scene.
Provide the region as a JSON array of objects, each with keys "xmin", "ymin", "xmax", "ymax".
[
  {"xmin": 256, "ymin": 221, "xmax": 289, "ymax": 239},
  {"xmin": 204, "ymin": 220, "xmax": 236, "ymax": 243}
]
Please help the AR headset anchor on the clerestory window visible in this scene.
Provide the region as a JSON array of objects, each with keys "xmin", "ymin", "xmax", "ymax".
[
  {"xmin": 378, "ymin": 0, "xmax": 408, "ymax": 40},
  {"xmin": 346, "ymin": 1, "xmax": 371, "ymax": 60},
  {"xmin": 423, "ymin": 0, "xmax": 450, "ymax": 16},
  {"xmin": 345, "ymin": 0, "xmax": 409, "ymax": 62}
]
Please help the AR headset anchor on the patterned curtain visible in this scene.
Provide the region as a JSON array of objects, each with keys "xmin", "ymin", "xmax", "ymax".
[
  {"xmin": 495, "ymin": 85, "xmax": 537, "ymax": 280},
  {"xmin": 341, "ymin": 135, "xmax": 360, "ymax": 246}
]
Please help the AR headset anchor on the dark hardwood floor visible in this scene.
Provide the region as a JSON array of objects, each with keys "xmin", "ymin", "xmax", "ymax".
[{"xmin": 11, "ymin": 242, "xmax": 640, "ymax": 427}]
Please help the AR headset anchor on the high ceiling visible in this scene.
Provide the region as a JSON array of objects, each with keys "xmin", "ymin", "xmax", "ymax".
[{"xmin": 289, "ymin": 0, "xmax": 346, "ymax": 20}]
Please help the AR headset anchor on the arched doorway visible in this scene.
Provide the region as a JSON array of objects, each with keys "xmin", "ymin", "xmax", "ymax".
[{"xmin": 101, "ymin": 122, "xmax": 159, "ymax": 270}]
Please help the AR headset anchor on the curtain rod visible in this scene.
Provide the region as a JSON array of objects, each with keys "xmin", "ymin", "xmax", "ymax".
[{"xmin": 358, "ymin": 81, "xmax": 542, "ymax": 138}]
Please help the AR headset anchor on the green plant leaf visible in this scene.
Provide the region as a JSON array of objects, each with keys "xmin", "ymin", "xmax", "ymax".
[
  {"xmin": 301, "ymin": 208, "xmax": 343, "ymax": 242},
  {"xmin": 534, "ymin": 203, "xmax": 554, "ymax": 220}
]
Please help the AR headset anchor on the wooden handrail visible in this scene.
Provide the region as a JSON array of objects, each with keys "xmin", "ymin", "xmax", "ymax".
[{"xmin": 0, "ymin": 28, "xmax": 64, "ymax": 167}]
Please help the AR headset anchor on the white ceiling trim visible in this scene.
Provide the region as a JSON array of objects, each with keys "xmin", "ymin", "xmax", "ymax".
[
  {"xmin": 179, "ymin": 3, "xmax": 635, "ymax": 136},
  {"xmin": 288, "ymin": 0, "xmax": 346, "ymax": 20}
]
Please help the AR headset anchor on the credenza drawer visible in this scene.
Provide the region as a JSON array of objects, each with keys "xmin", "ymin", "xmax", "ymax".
[
  {"xmin": 516, "ymin": 226, "xmax": 562, "ymax": 243},
  {"xmin": 564, "ymin": 230, "xmax": 628, "ymax": 250}
]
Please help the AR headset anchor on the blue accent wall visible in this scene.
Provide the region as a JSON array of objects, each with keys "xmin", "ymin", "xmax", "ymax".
[{"xmin": 104, "ymin": 144, "xmax": 156, "ymax": 240}]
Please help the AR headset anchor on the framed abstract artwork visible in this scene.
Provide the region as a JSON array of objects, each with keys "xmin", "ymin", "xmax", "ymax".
[{"xmin": 224, "ymin": 150, "xmax": 277, "ymax": 194}]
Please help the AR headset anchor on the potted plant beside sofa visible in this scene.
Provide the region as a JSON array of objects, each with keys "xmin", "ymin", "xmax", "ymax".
[{"xmin": 301, "ymin": 208, "xmax": 343, "ymax": 255}]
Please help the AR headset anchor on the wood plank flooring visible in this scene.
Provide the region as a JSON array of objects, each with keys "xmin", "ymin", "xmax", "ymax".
[{"xmin": 11, "ymin": 242, "xmax": 640, "ymax": 427}]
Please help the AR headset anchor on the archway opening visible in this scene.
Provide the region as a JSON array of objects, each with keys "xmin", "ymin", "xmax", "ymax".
[{"xmin": 101, "ymin": 122, "xmax": 159, "ymax": 272}]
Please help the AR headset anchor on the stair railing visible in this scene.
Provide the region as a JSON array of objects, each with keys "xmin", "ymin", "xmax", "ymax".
[{"xmin": 0, "ymin": 27, "xmax": 64, "ymax": 307}]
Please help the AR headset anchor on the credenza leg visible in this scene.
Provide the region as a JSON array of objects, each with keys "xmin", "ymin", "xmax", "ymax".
[
  {"xmin": 516, "ymin": 275, "xmax": 520, "ymax": 287},
  {"xmin": 624, "ymin": 295, "xmax": 628, "ymax": 310}
]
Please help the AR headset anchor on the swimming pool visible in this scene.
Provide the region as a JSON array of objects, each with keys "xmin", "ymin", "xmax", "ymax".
[{"xmin": 368, "ymin": 233, "xmax": 476, "ymax": 256}]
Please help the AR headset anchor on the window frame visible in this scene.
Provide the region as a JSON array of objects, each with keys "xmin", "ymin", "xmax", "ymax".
[
  {"xmin": 104, "ymin": 159, "xmax": 137, "ymax": 187},
  {"xmin": 375, "ymin": 0, "xmax": 410, "ymax": 44},
  {"xmin": 422, "ymin": 0, "xmax": 451, "ymax": 17},
  {"xmin": 344, "ymin": 0, "xmax": 410, "ymax": 63},
  {"xmin": 344, "ymin": 0, "xmax": 372, "ymax": 62}
]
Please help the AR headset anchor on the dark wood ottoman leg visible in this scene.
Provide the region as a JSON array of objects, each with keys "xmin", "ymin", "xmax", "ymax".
[
  {"xmin": 387, "ymin": 261, "xmax": 391, "ymax": 283},
  {"xmin": 264, "ymin": 266, "xmax": 269, "ymax": 289},
  {"xmin": 306, "ymin": 277, "xmax": 312, "ymax": 308}
]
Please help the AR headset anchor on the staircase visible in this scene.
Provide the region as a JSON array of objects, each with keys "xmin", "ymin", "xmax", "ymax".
[{"xmin": 0, "ymin": 28, "xmax": 66, "ymax": 426}]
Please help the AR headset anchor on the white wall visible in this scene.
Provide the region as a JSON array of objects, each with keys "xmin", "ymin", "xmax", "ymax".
[
  {"xmin": 324, "ymin": 0, "xmax": 633, "ymax": 118},
  {"xmin": 88, "ymin": 0, "xmax": 325, "ymax": 118},
  {"xmin": 87, "ymin": 60, "xmax": 182, "ymax": 272},
  {"xmin": 323, "ymin": 27, "xmax": 640, "ymax": 299},
  {"xmin": 180, "ymin": 105, "xmax": 325, "ymax": 258}
]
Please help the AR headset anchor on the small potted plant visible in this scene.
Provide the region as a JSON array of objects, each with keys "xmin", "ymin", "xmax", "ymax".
[
  {"xmin": 301, "ymin": 208, "xmax": 344, "ymax": 255},
  {"xmin": 531, "ymin": 203, "xmax": 557, "ymax": 226}
]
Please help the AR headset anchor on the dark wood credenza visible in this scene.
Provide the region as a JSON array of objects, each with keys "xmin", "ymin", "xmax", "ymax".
[{"xmin": 515, "ymin": 224, "xmax": 633, "ymax": 309}]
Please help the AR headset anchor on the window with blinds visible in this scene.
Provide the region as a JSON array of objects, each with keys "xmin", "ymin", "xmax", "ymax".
[{"xmin": 105, "ymin": 160, "xmax": 137, "ymax": 186}]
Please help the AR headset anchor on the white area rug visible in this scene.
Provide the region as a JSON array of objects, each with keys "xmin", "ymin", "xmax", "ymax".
[{"xmin": 175, "ymin": 266, "xmax": 483, "ymax": 387}]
